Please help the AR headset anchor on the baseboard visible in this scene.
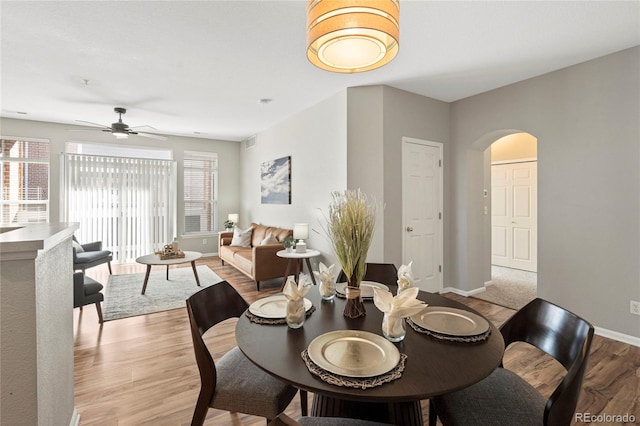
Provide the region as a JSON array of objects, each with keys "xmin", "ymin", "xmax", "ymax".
[
  {"xmin": 595, "ymin": 326, "xmax": 640, "ymax": 347},
  {"xmin": 484, "ymin": 280, "xmax": 493, "ymax": 287},
  {"xmin": 442, "ymin": 288, "xmax": 640, "ymax": 347},
  {"xmin": 202, "ymin": 252, "xmax": 217, "ymax": 257},
  {"xmin": 69, "ymin": 408, "xmax": 80, "ymax": 426},
  {"xmin": 441, "ymin": 286, "xmax": 486, "ymax": 297}
]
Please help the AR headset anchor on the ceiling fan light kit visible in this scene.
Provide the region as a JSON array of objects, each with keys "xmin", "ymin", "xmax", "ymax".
[
  {"xmin": 306, "ymin": 0, "xmax": 400, "ymax": 73},
  {"xmin": 73, "ymin": 107, "xmax": 168, "ymax": 141}
]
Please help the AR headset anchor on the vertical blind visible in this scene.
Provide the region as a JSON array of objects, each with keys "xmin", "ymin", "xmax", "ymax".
[{"xmin": 63, "ymin": 153, "xmax": 176, "ymax": 263}]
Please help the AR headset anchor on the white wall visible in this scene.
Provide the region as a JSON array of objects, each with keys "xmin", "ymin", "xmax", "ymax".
[
  {"xmin": 450, "ymin": 47, "xmax": 640, "ymax": 338},
  {"xmin": 240, "ymin": 91, "xmax": 348, "ymax": 267},
  {"xmin": 0, "ymin": 117, "xmax": 241, "ymax": 254}
]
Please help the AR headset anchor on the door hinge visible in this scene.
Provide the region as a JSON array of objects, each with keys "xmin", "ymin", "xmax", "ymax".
[
  {"xmin": 439, "ymin": 265, "xmax": 442, "ymax": 273},
  {"xmin": 439, "ymin": 212, "xmax": 442, "ymax": 220},
  {"xmin": 439, "ymin": 159, "xmax": 442, "ymax": 167}
]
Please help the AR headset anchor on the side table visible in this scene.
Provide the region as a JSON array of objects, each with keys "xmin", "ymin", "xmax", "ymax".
[{"xmin": 276, "ymin": 249, "xmax": 321, "ymax": 290}]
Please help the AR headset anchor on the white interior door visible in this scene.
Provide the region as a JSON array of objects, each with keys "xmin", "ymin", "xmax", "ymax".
[
  {"xmin": 491, "ymin": 161, "xmax": 537, "ymax": 272},
  {"xmin": 402, "ymin": 138, "xmax": 443, "ymax": 292}
]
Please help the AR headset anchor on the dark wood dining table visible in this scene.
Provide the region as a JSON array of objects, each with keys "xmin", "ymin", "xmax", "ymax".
[{"xmin": 235, "ymin": 287, "xmax": 505, "ymax": 425}]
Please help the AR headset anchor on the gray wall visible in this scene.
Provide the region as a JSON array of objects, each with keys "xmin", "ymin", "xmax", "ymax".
[
  {"xmin": 345, "ymin": 86, "xmax": 450, "ymax": 270},
  {"xmin": 0, "ymin": 118, "xmax": 241, "ymax": 254},
  {"xmin": 450, "ymin": 47, "xmax": 640, "ymax": 337}
]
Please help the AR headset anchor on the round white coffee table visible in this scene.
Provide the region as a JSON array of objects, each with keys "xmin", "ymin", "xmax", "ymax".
[
  {"xmin": 136, "ymin": 251, "xmax": 203, "ymax": 295},
  {"xmin": 276, "ymin": 249, "xmax": 321, "ymax": 290}
]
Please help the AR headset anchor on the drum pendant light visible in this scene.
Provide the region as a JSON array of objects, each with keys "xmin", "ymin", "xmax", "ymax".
[{"xmin": 306, "ymin": 0, "xmax": 400, "ymax": 73}]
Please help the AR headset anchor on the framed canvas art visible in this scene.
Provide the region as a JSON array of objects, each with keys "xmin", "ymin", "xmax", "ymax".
[{"xmin": 261, "ymin": 156, "xmax": 291, "ymax": 204}]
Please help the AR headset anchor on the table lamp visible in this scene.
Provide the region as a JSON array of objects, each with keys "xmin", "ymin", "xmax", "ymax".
[
  {"xmin": 293, "ymin": 223, "xmax": 309, "ymax": 253},
  {"xmin": 228, "ymin": 213, "xmax": 239, "ymax": 227}
]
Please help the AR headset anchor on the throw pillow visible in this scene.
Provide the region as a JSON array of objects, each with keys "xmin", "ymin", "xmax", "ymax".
[
  {"xmin": 72, "ymin": 240, "xmax": 85, "ymax": 253},
  {"xmin": 230, "ymin": 226, "xmax": 253, "ymax": 247},
  {"xmin": 260, "ymin": 232, "xmax": 279, "ymax": 245}
]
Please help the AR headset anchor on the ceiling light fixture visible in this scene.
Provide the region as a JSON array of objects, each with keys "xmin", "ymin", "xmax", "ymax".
[{"xmin": 306, "ymin": 0, "xmax": 400, "ymax": 73}]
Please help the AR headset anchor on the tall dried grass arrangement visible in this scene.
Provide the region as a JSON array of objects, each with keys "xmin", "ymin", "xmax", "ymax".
[{"xmin": 326, "ymin": 189, "xmax": 377, "ymax": 288}]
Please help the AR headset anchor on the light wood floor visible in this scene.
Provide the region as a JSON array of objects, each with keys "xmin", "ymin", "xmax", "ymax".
[{"xmin": 76, "ymin": 257, "xmax": 640, "ymax": 425}]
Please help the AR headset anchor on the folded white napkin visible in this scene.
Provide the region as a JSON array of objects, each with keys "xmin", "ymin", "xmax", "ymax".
[
  {"xmin": 283, "ymin": 274, "xmax": 312, "ymax": 301},
  {"xmin": 397, "ymin": 261, "xmax": 414, "ymax": 294},
  {"xmin": 373, "ymin": 287, "xmax": 427, "ymax": 318},
  {"xmin": 314, "ymin": 262, "xmax": 336, "ymax": 285},
  {"xmin": 314, "ymin": 262, "xmax": 336, "ymax": 297}
]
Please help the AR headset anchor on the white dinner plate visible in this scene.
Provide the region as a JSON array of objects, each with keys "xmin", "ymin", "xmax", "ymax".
[
  {"xmin": 335, "ymin": 281, "xmax": 390, "ymax": 299},
  {"xmin": 308, "ymin": 330, "xmax": 400, "ymax": 378},
  {"xmin": 249, "ymin": 295, "xmax": 312, "ymax": 319},
  {"xmin": 410, "ymin": 306, "xmax": 490, "ymax": 337}
]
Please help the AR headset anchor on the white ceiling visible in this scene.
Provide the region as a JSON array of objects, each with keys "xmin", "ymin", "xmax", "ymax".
[{"xmin": 2, "ymin": 1, "xmax": 639, "ymax": 142}]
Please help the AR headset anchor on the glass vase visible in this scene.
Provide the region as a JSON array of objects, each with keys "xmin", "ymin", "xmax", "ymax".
[
  {"xmin": 319, "ymin": 279, "xmax": 336, "ymax": 301},
  {"xmin": 382, "ymin": 313, "xmax": 406, "ymax": 342},
  {"xmin": 286, "ymin": 298, "xmax": 305, "ymax": 329}
]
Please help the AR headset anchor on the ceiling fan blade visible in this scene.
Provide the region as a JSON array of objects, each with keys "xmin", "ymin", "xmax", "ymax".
[
  {"xmin": 138, "ymin": 132, "xmax": 168, "ymax": 141},
  {"xmin": 67, "ymin": 128, "xmax": 101, "ymax": 132},
  {"xmin": 130, "ymin": 124, "xmax": 158, "ymax": 131},
  {"xmin": 76, "ymin": 119, "xmax": 109, "ymax": 129}
]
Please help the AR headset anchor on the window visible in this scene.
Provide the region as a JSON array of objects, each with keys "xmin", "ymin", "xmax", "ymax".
[
  {"xmin": 183, "ymin": 151, "xmax": 217, "ymax": 234},
  {"xmin": 62, "ymin": 143, "xmax": 176, "ymax": 263},
  {"xmin": 1, "ymin": 138, "xmax": 50, "ymax": 223}
]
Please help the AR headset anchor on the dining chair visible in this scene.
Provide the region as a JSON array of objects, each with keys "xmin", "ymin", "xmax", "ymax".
[
  {"xmin": 337, "ymin": 263, "xmax": 399, "ymax": 288},
  {"xmin": 268, "ymin": 413, "xmax": 395, "ymax": 426},
  {"xmin": 186, "ymin": 281, "xmax": 307, "ymax": 425},
  {"xmin": 73, "ymin": 271, "xmax": 104, "ymax": 323},
  {"xmin": 429, "ymin": 298, "xmax": 594, "ymax": 426}
]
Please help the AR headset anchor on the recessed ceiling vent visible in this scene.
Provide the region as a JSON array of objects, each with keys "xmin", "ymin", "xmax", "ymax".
[{"xmin": 244, "ymin": 135, "xmax": 257, "ymax": 149}]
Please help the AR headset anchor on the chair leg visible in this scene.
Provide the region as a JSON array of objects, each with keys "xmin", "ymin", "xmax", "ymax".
[
  {"xmin": 108, "ymin": 261, "xmax": 113, "ymax": 275},
  {"xmin": 299, "ymin": 389, "xmax": 308, "ymax": 416},
  {"xmin": 95, "ymin": 302, "xmax": 104, "ymax": 324},
  {"xmin": 191, "ymin": 389, "xmax": 212, "ymax": 426},
  {"xmin": 428, "ymin": 399, "xmax": 437, "ymax": 426},
  {"xmin": 256, "ymin": 281, "xmax": 261, "ymax": 291}
]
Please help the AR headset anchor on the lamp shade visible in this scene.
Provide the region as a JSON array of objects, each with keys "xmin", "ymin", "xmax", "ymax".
[
  {"xmin": 293, "ymin": 223, "xmax": 309, "ymax": 240},
  {"xmin": 228, "ymin": 213, "xmax": 239, "ymax": 223},
  {"xmin": 306, "ymin": 0, "xmax": 400, "ymax": 73}
]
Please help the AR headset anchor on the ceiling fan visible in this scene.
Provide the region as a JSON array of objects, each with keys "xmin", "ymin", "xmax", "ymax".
[{"xmin": 74, "ymin": 107, "xmax": 168, "ymax": 140}]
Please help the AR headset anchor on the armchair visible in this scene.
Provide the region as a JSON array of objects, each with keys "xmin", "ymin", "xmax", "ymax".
[{"xmin": 72, "ymin": 235, "xmax": 113, "ymax": 274}]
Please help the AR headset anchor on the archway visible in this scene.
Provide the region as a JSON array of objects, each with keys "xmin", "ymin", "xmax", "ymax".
[{"xmin": 470, "ymin": 130, "xmax": 538, "ymax": 310}]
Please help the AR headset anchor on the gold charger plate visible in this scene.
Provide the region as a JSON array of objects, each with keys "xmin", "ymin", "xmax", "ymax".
[
  {"xmin": 249, "ymin": 295, "xmax": 312, "ymax": 319},
  {"xmin": 410, "ymin": 306, "xmax": 490, "ymax": 337},
  {"xmin": 308, "ymin": 330, "xmax": 400, "ymax": 378},
  {"xmin": 335, "ymin": 281, "xmax": 390, "ymax": 299}
]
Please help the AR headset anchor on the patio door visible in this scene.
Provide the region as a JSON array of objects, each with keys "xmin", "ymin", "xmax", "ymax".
[{"xmin": 62, "ymin": 153, "xmax": 176, "ymax": 263}]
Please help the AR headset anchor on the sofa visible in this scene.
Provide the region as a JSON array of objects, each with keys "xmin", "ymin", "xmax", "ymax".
[{"xmin": 218, "ymin": 223, "xmax": 292, "ymax": 290}]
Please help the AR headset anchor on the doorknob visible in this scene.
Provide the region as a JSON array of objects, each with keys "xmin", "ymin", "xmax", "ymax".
[{"xmin": 406, "ymin": 226, "xmax": 413, "ymax": 232}]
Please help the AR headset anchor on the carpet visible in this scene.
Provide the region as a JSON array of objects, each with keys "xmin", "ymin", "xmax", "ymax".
[
  {"xmin": 103, "ymin": 265, "xmax": 223, "ymax": 321},
  {"xmin": 473, "ymin": 266, "xmax": 537, "ymax": 310}
]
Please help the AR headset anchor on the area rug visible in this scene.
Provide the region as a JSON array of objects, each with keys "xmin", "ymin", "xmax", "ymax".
[
  {"xmin": 473, "ymin": 266, "xmax": 537, "ymax": 310},
  {"xmin": 103, "ymin": 266, "xmax": 222, "ymax": 321}
]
